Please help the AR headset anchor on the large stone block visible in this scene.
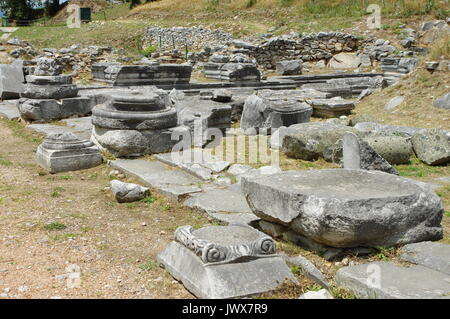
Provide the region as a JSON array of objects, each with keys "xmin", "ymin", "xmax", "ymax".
[
  {"xmin": 22, "ymin": 84, "xmax": 79, "ymax": 99},
  {"xmin": 433, "ymin": 92, "xmax": 450, "ymax": 109},
  {"xmin": 335, "ymin": 262, "xmax": 450, "ymax": 299},
  {"xmin": 400, "ymin": 241, "xmax": 450, "ymax": 275},
  {"xmin": 0, "ymin": 60, "xmax": 24, "ymax": 99},
  {"xmin": 36, "ymin": 132, "xmax": 102, "ymax": 173},
  {"xmin": 92, "ymin": 126, "xmax": 186, "ymax": 158},
  {"xmin": 241, "ymin": 169, "xmax": 443, "ymax": 248},
  {"xmin": 281, "ymin": 122, "xmax": 357, "ymax": 161},
  {"xmin": 157, "ymin": 225, "xmax": 297, "ymax": 299},
  {"xmin": 103, "ymin": 64, "xmax": 192, "ymax": 86},
  {"xmin": 309, "ymin": 97, "xmax": 355, "ymax": 118},
  {"xmin": 240, "ymin": 91, "xmax": 313, "ymax": 132},
  {"xmin": 18, "ymin": 96, "xmax": 92, "ymax": 122},
  {"xmin": 92, "ymin": 90, "xmax": 186, "ymax": 157},
  {"xmin": 276, "ymin": 60, "xmax": 303, "ymax": 75},
  {"xmin": 343, "ymin": 133, "xmax": 398, "ymax": 175},
  {"xmin": 411, "ymin": 129, "xmax": 450, "ymax": 166}
]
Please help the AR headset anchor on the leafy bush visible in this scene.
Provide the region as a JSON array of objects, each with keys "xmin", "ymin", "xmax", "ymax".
[{"xmin": 140, "ymin": 45, "xmax": 157, "ymax": 57}]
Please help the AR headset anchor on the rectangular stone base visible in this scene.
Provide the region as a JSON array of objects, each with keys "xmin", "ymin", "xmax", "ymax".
[
  {"xmin": 36, "ymin": 145, "xmax": 102, "ymax": 174},
  {"xmin": 313, "ymin": 107, "xmax": 353, "ymax": 118},
  {"xmin": 157, "ymin": 241, "xmax": 297, "ymax": 299},
  {"xmin": 18, "ymin": 96, "xmax": 93, "ymax": 122}
]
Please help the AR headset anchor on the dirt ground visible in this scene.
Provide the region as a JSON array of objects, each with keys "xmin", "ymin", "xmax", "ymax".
[
  {"xmin": 0, "ymin": 117, "xmax": 201, "ymax": 299},
  {"xmin": 0, "ymin": 116, "xmax": 449, "ymax": 299}
]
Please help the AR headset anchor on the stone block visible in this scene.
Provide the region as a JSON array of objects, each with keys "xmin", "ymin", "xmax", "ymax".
[
  {"xmin": 157, "ymin": 225, "xmax": 297, "ymax": 299},
  {"xmin": 36, "ymin": 132, "xmax": 102, "ymax": 173}
]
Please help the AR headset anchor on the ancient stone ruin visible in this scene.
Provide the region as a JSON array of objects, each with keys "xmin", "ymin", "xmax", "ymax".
[
  {"xmin": 0, "ymin": 14, "xmax": 448, "ymax": 300},
  {"xmin": 158, "ymin": 224, "xmax": 297, "ymax": 298},
  {"xmin": 91, "ymin": 89, "xmax": 187, "ymax": 157},
  {"xmin": 36, "ymin": 132, "xmax": 102, "ymax": 174},
  {"xmin": 17, "ymin": 58, "xmax": 91, "ymax": 122},
  {"xmin": 204, "ymin": 53, "xmax": 261, "ymax": 83},
  {"xmin": 242, "ymin": 169, "xmax": 443, "ymax": 249},
  {"xmin": 93, "ymin": 62, "xmax": 193, "ymax": 87},
  {"xmin": 240, "ymin": 89, "xmax": 313, "ymax": 132}
]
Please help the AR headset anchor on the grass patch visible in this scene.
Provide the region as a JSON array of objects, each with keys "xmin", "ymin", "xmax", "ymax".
[
  {"xmin": 51, "ymin": 186, "xmax": 65, "ymax": 198},
  {"xmin": 160, "ymin": 203, "xmax": 172, "ymax": 211},
  {"xmin": 142, "ymin": 195, "xmax": 155, "ymax": 204},
  {"xmin": 394, "ymin": 158, "xmax": 449, "ymax": 178},
  {"xmin": 126, "ymin": 203, "xmax": 137, "ymax": 209},
  {"xmin": 2, "ymin": 119, "xmax": 43, "ymax": 145},
  {"xmin": 43, "ymin": 222, "xmax": 67, "ymax": 231},
  {"xmin": 49, "ymin": 233, "xmax": 79, "ymax": 241},
  {"xmin": 0, "ymin": 156, "xmax": 12, "ymax": 166},
  {"xmin": 139, "ymin": 259, "xmax": 160, "ymax": 271}
]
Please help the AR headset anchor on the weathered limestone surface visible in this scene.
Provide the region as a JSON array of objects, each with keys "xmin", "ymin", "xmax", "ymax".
[
  {"xmin": 400, "ymin": 241, "xmax": 450, "ymax": 275},
  {"xmin": 309, "ymin": 97, "xmax": 355, "ymax": 118},
  {"xmin": 342, "ymin": 133, "xmax": 398, "ymax": 175},
  {"xmin": 27, "ymin": 116, "xmax": 92, "ymax": 140},
  {"xmin": 241, "ymin": 169, "xmax": 443, "ymax": 248},
  {"xmin": 184, "ymin": 185, "xmax": 257, "ymax": 225},
  {"xmin": 154, "ymin": 149, "xmax": 230, "ymax": 180},
  {"xmin": 102, "ymin": 63, "xmax": 192, "ymax": 86},
  {"xmin": 327, "ymin": 52, "xmax": 361, "ymax": 69},
  {"xmin": 110, "ymin": 159, "xmax": 202, "ymax": 200},
  {"xmin": 157, "ymin": 225, "xmax": 297, "ymax": 299},
  {"xmin": 18, "ymin": 97, "xmax": 91, "ymax": 122},
  {"xmin": 0, "ymin": 100, "xmax": 20, "ymax": 120},
  {"xmin": 433, "ymin": 92, "xmax": 450, "ymax": 109},
  {"xmin": 92, "ymin": 90, "xmax": 186, "ymax": 157},
  {"xmin": 110, "ymin": 180, "xmax": 150, "ymax": 203},
  {"xmin": 276, "ymin": 60, "xmax": 302, "ymax": 75},
  {"xmin": 335, "ymin": 262, "xmax": 450, "ymax": 299},
  {"xmin": 384, "ymin": 96, "xmax": 404, "ymax": 111},
  {"xmin": 302, "ymin": 76, "xmax": 386, "ymax": 97},
  {"xmin": 212, "ymin": 89, "xmax": 232, "ymax": 103},
  {"xmin": 18, "ymin": 58, "xmax": 91, "ymax": 122},
  {"xmin": 174, "ymin": 95, "xmax": 232, "ymax": 139},
  {"xmin": 0, "ymin": 60, "xmax": 24, "ymax": 99},
  {"xmin": 36, "ymin": 132, "xmax": 102, "ymax": 173},
  {"xmin": 411, "ymin": 129, "xmax": 450, "ymax": 166},
  {"xmin": 204, "ymin": 57, "xmax": 261, "ymax": 83},
  {"xmin": 281, "ymin": 122, "xmax": 357, "ymax": 161},
  {"xmin": 240, "ymin": 90, "xmax": 313, "ymax": 132}
]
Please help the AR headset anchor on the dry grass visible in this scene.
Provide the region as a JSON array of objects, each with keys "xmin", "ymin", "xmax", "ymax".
[
  {"xmin": 353, "ymin": 68, "xmax": 450, "ymax": 130},
  {"xmin": 429, "ymin": 34, "xmax": 450, "ymax": 59}
]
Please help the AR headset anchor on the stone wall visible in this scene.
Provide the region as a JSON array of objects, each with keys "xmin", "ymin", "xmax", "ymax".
[
  {"xmin": 240, "ymin": 32, "xmax": 361, "ymax": 69},
  {"xmin": 142, "ymin": 26, "xmax": 233, "ymax": 50}
]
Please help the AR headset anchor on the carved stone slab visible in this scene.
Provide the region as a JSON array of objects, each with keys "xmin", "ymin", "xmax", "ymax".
[
  {"xmin": 175, "ymin": 225, "xmax": 275, "ymax": 264},
  {"xmin": 37, "ymin": 132, "xmax": 102, "ymax": 173},
  {"xmin": 158, "ymin": 224, "xmax": 298, "ymax": 299}
]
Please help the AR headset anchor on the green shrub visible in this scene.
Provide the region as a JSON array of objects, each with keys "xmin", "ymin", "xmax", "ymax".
[{"xmin": 140, "ymin": 45, "xmax": 157, "ymax": 57}]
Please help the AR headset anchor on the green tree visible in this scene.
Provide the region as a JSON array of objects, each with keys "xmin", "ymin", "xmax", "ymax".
[{"xmin": 0, "ymin": 0, "xmax": 44, "ymax": 20}]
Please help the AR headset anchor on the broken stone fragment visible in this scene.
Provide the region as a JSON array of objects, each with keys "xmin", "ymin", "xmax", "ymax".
[
  {"xmin": 241, "ymin": 169, "xmax": 443, "ymax": 248},
  {"xmin": 33, "ymin": 57, "xmax": 63, "ymax": 76},
  {"xmin": 110, "ymin": 180, "xmax": 150, "ymax": 203},
  {"xmin": 411, "ymin": 129, "xmax": 450, "ymax": 166},
  {"xmin": 36, "ymin": 132, "xmax": 102, "ymax": 174},
  {"xmin": 342, "ymin": 133, "xmax": 399, "ymax": 175},
  {"xmin": 299, "ymin": 289, "xmax": 334, "ymax": 299},
  {"xmin": 211, "ymin": 89, "xmax": 232, "ymax": 103},
  {"xmin": 157, "ymin": 224, "xmax": 297, "ymax": 298}
]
